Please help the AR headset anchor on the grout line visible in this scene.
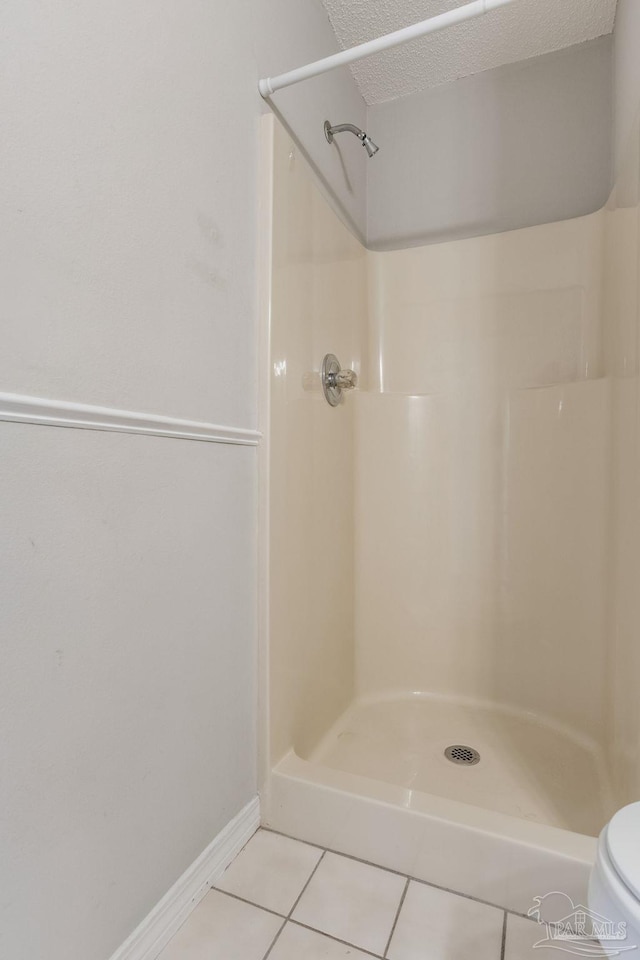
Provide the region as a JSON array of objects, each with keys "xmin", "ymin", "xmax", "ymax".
[
  {"xmin": 289, "ymin": 919, "xmax": 384, "ymax": 959},
  {"xmin": 383, "ymin": 877, "xmax": 409, "ymax": 958},
  {"xmin": 212, "ymin": 828, "xmax": 534, "ymax": 960},
  {"xmin": 214, "ymin": 832, "xmax": 383, "ymax": 959},
  {"xmin": 210, "ymin": 888, "xmax": 287, "ymax": 920},
  {"xmin": 411, "ymin": 875, "xmax": 536, "ymax": 923},
  {"xmin": 287, "ymin": 850, "xmax": 326, "ymax": 919},
  {"xmin": 262, "ymin": 826, "xmax": 326, "ymax": 853},
  {"xmin": 261, "ymin": 826, "xmax": 537, "ymax": 921},
  {"xmin": 261, "ymin": 918, "xmax": 287, "ymax": 960}
]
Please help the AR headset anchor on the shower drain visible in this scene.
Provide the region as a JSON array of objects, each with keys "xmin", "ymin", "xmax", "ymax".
[{"xmin": 444, "ymin": 744, "xmax": 481, "ymax": 766}]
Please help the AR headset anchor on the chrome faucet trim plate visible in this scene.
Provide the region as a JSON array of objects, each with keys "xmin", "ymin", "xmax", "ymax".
[{"xmin": 321, "ymin": 354, "xmax": 358, "ymax": 407}]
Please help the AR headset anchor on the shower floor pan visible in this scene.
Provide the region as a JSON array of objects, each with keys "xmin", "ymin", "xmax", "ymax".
[{"xmin": 263, "ymin": 694, "xmax": 612, "ymax": 913}]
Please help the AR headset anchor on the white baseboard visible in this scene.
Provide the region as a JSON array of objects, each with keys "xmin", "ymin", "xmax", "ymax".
[{"xmin": 109, "ymin": 797, "xmax": 261, "ymax": 960}]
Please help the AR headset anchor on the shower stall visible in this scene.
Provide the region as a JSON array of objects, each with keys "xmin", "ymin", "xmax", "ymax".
[{"xmin": 258, "ymin": 110, "xmax": 640, "ymax": 911}]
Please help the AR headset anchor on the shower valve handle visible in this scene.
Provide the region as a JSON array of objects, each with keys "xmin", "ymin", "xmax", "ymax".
[
  {"xmin": 321, "ymin": 354, "xmax": 358, "ymax": 407},
  {"xmin": 333, "ymin": 368, "xmax": 358, "ymax": 390}
]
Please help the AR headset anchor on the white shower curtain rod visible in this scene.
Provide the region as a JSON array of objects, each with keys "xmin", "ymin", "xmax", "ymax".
[{"xmin": 258, "ymin": 0, "xmax": 519, "ymax": 98}]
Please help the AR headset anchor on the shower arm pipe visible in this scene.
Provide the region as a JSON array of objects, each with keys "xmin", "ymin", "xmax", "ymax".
[{"xmin": 258, "ymin": 0, "xmax": 519, "ymax": 98}]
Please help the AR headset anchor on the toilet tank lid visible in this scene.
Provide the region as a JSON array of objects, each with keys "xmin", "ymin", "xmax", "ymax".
[{"xmin": 607, "ymin": 802, "xmax": 640, "ymax": 899}]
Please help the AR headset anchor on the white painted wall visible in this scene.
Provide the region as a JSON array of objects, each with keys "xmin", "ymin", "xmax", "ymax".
[
  {"xmin": 0, "ymin": 428, "xmax": 256, "ymax": 960},
  {"xmin": 0, "ymin": 1, "xmax": 365, "ymax": 959},
  {"xmin": 612, "ymin": 0, "xmax": 640, "ymax": 179},
  {"xmin": 366, "ymin": 38, "xmax": 613, "ymax": 250},
  {"xmin": 258, "ymin": 1, "xmax": 368, "ymax": 241}
]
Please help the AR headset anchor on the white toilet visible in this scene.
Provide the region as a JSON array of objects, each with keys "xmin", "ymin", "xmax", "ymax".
[{"xmin": 589, "ymin": 802, "xmax": 640, "ymax": 955}]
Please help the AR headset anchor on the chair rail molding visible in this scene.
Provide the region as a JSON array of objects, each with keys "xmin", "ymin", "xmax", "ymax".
[{"xmin": 0, "ymin": 392, "xmax": 261, "ymax": 445}]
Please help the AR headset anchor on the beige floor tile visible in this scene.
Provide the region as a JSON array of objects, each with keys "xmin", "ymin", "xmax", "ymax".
[
  {"xmin": 158, "ymin": 889, "xmax": 282, "ymax": 960},
  {"xmin": 505, "ymin": 913, "xmax": 564, "ymax": 959},
  {"xmin": 505, "ymin": 912, "xmax": 605, "ymax": 959},
  {"xmin": 269, "ymin": 921, "xmax": 375, "ymax": 959},
  {"xmin": 387, "ymin": 881, "xmax": 504, "ymax": 960},
  {"xmin": 215, "ymin": 829, "xmax": 322, "ymax": 915},
  {"xmin": 291, "ymin": 852, "xmax": 406, "ymax": 955}
]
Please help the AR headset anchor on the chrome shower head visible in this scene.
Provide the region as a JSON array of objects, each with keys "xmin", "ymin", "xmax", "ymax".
[
  {"xmin": 324, "ymin": 120, "xmax": 380, "ymax": 159},
  {"xmin": 361, "ymin": 134, "xmax": 379, "ymax": 158}
]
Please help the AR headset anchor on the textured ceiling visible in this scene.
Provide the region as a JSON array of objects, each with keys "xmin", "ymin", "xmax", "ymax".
[{"xmin": 320, "ymin": 0, "xmax": 618, "ymax": 104}]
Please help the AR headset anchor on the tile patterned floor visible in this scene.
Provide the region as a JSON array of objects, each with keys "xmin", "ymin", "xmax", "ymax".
[{"xmin": 158, "ymin": 829, "xmax": 550, "ymax": 960}]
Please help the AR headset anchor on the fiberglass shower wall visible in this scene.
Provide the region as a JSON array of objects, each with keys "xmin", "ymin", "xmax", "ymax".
[
  {"xmin": 266, "ymin": 114, "xmax": 619, "ymax": 790},
  {"xmin": 604, "ymin": 109, "xmax": 640, "ymax": 808},
  {"xmin": 267, "ymin": 119, "xmax": 367, "ymax": 768},
  {"xmin": 358, "ymin": 219, "xmax": 609, "ymax": 748}
]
